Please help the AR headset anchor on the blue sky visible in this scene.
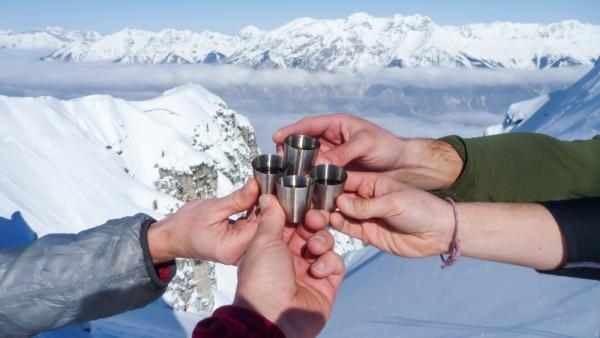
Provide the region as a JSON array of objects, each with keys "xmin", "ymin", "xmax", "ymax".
[{"xmin": 1, "ymin": 0, "xmax": 599, "ymax": 33}]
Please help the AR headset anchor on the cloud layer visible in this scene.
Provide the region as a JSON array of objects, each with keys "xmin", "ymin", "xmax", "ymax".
[{"xmin": 0, "ymin": 49, "xmax": 590, "ymax": 149}]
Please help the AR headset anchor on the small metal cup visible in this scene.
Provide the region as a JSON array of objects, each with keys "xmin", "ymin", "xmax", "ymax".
[
  {"xmin": 252, "ymin": 154, "xmax": 287, "ymax": 195},
  {"xmin": 283, "ymin": 135, "xmax": 321, "ymax": 176},
  {"xmin": 276, "ymin": 175, "xmax": 315, "ymax": 223},
  {"xmin": 311, "ymin": 164, "xmax": 348, "ymax": 211}
]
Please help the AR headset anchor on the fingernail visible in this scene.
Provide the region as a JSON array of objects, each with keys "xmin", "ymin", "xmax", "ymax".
[
  {"xmin": 259, "ymin": 194, "xmax": 270, "ymax": 208},
  {"xmin": 309, "ymin": 235, "xmax": 326, "ymax": 247},
  {"xmin": 315, "ymin": 157, "xmax": 330, "ymax": 165},
  {"xmin": 337, "ymin": 195, "xmax": 350, "ymax": 209},
  {"xmin": 312, "ymin": 261, "xmax": 325, "ymax": 274},
  {"xmin": 273, "ymin": 131, "xmax": 281, "ymax": 141}
]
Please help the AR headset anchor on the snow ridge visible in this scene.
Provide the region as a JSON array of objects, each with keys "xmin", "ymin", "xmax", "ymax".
[{"xmin": 5, "ymin": 13, "xmax": 599, "ymax": 71}]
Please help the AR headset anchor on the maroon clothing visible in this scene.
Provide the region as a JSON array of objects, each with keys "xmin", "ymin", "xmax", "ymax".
[{"xmin": 193, "ymin": 305, "xmax": 286, "ymax": 338}]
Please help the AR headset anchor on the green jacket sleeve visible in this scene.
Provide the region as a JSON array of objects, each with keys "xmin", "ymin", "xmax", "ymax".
[{"xmin": 435, "ymin": 133, "xmax": 600, "ymax": 202}]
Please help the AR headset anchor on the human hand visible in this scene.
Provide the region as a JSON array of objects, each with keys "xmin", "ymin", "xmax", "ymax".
[
  {"xmin": 273, "ymin": 113, "xmax": 463, "ymax": 190},
  {"xmin": 147, "ymin": 179, "xmax": 260, "ymax": 264},
  {"xmin": 234, "ymin": 195, "xmax": 345, "ymax": 338},
  {"xmin": 273, "ymin": 113, "xmax": 405, "ymax": 171},
  {"xmin": 305, "ymin": 175, "xmax": 455, "ymax": 258}
]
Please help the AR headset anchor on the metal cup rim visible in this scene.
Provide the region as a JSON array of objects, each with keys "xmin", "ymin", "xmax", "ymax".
[
  {"xmin": 277, "ymin": 175, "xmax": 315, "ymax": 189},
  {"xmin": 310, "ymin": 164, "xmax": 348, "ymax": 186},
  {"xmin": 252, "ymin": 154, "xmax": 287, "ymax": 172},
  {"xmin": 284, "ymin": 134, "xmax": 321, "ymax": 151}
]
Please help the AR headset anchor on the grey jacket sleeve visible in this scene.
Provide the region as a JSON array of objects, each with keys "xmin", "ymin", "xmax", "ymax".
[{"xmin": 0, "ymin": 213, "xmax": 176, "ymax": 337}]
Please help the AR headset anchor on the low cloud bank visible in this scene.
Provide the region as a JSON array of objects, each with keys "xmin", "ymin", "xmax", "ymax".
[
  {"xmin": 0, "ymin": 49, "xmax": 588, "ymax": 99},
  {"xmin": 0, "ymin": 49, "xmax": 589, "ymax": 148}
]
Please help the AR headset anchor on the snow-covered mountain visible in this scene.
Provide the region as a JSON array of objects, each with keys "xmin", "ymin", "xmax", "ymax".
[
  {"xmin": 487, "ymin": 58, "xmax": 600, "ymax": 138},
  {"xmin": 0, "ymin": 83, "xmax": 258, "ymax": 315},
  {"xmin": 39, "ymin": 13, "xmax": 600, "ymax": 71},
  {"xmin": 0, "ymin": 26, "xmax": 100, "ymax": 49},
  {"xmin": 44, "ymin": 28, "xmax": 239, "ymax": 64}
]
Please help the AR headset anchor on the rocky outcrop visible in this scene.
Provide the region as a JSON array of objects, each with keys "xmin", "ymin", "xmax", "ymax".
[{"xmin": 154, "ymin": 100, "xmax": 257, "ymax": 313}]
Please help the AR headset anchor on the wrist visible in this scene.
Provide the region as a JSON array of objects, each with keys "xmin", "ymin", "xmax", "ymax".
[
  {"xmin": 147, "ymin": 217, "xmax": 177, "ymax": 263},
  {"xmin": 433, "ymin": 199, "xmax": 460, "ymax": 255},
  {"xmin": 397, "ymin": 138, "xmax": 463, "ymax": 190}
]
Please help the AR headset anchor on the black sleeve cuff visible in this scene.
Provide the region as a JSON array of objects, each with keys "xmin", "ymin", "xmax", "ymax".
[
  {"xmin": 538, "ymin": 198, "xmax": 600, "ymax": 281},
  {"xmin": 140, "ymin": 217, "xmax": 176, "ymax": 288}
]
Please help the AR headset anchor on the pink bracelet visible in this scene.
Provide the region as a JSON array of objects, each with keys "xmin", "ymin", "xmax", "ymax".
[{"xmin": 440, "ymin": 197, "xmax": 461, "ymax": 269}]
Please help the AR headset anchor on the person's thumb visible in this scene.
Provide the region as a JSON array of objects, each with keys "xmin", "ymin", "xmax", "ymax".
[
  {"xmin": 214, "ymin": 179, "xmax": 259, "ymax": 216},
  {"xmin": 255, "ymin": 194, "xmax": 286, "ymax": 240},
  {"xmin": 336, "ymin": 194, "xmax": 394, "ymax": 220},
  {"xmin": 316, "ymin": 132, "xmax": 372, "ymax": 167}
]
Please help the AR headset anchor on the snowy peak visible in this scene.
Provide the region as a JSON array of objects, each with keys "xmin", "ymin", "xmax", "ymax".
[
  {"xmin": 0, "ymin": 26, "xmax": 100, "ymax": 49},
  {"xmin": 42, "ymin": 27, "xmax": 239, "ymax": 63},
  {"xmin": 7, "ymin": 14, "xmax": 600, "ymax": 71}
]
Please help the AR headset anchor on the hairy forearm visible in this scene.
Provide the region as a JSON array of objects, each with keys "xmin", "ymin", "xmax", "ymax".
[
  {"xmin": 456, "ymin": 202, "xmax": 566, "ymax": 271},
  {"xmin": 390, "ymin": 138, "xmax": 463, "ymax": 190}
]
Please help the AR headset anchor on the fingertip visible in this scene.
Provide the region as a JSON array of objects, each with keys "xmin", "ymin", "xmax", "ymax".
[
  {"xmin": 329, "ymin": 212, "xmax": 344, "ymax": 229},
  {"xmin": 307, "ymin": 230, "xmax": 334, "ymax": 256},
  {"xmin": 315, "ymin": 156, "xmax": 330, "ymax": 165},
  {"xmin": 258, "ymin": 194, "xmax": 274, "ymax": 209},
  {"xmin": 272, "ymin": 130, "xmax": 284, "ymax": 143},
  {"xmin": 310, "ymin": 251, "xmax": 346, "ymax": 278},
  {"xmin": 304, "ymin": 209, "xmax": 330, "ymax": 231},
  {"xmin": 311, "ymin": 261, "xmax": 327, "ymax": 277},
  {"xmin": 336, "ymin": 195, "xmax": 351, "ymax": 211},
  {"xmin": 244, "ymin": 178, "xmax": 259, "ymax": 197}
]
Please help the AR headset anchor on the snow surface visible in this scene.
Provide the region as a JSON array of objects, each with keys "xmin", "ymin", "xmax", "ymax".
[
  {"xmin": 513, "ymin": 59, "xmax": 600, "ymax": 139},
  {"xmin": 10, "ymin": 14, "xmax": 598, "ymax": 71}
]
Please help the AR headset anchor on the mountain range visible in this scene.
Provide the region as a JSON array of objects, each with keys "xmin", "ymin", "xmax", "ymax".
[{"xmin": 2, "ymin": 13, "xmax": 599, "ymax": 71}]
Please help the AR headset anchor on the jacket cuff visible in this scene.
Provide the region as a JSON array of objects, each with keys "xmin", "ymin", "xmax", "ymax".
[
  {"xmin": 537, "ymin": 198, "xmax": 600, "ymax": 281},
  {"xmin": 140, "ymin": 218, "xmax": 176, "ymax": 288},
  {"xmin": 193, "ymin": 305, "xmax": 286, "ymax": 338},
  {"xmin": 433, "ymin": 135, "xmax": 474, "ymax": 201}
]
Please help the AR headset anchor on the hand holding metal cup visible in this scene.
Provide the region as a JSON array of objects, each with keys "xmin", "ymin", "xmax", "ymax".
[
  {"xmin": 276, "ymin": 175, "xmax": 315, "ymax": 223},
  {"xmin": 252, "ymin": 154, "xmax": 287, "ymax": 195},
  {"xmin": 311, "ymin": 164, "xmax": 347, "ymax": 211},
  {"xmin": 283, "ymin": 135, "xmax": 321, "ymax": 176}
]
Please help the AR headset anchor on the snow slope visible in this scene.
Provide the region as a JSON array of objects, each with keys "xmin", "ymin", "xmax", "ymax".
[
  {"xmin": 321, "ymin": 248, "xmax": 600, "ymax": 337},
  {"xmin": 488, "ymin": 58, "xmax": 600, "ymax": 138},
  {"xmin": 513, "ymin": 59, "xmax": 600, "ymax": 139},
  {"xmin": 39, "ymin": 13, "xmax": 600, "ymax": 71}
]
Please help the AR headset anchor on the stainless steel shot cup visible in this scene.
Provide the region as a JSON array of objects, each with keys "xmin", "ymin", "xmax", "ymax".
[
  {"xmin": 311, "ymin": 164, "xmax": 348, "ymax": 211},
  {"xmin": 283, "ymin": 135, "xmax": 321, "ymax": 176},
  {"xmin": 276, "ymin": 175, "xmax": 315, "ymax": 223},
  {"xmin": 252, "ymin": 154, "xmax": 287, "ymax": 195}
]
